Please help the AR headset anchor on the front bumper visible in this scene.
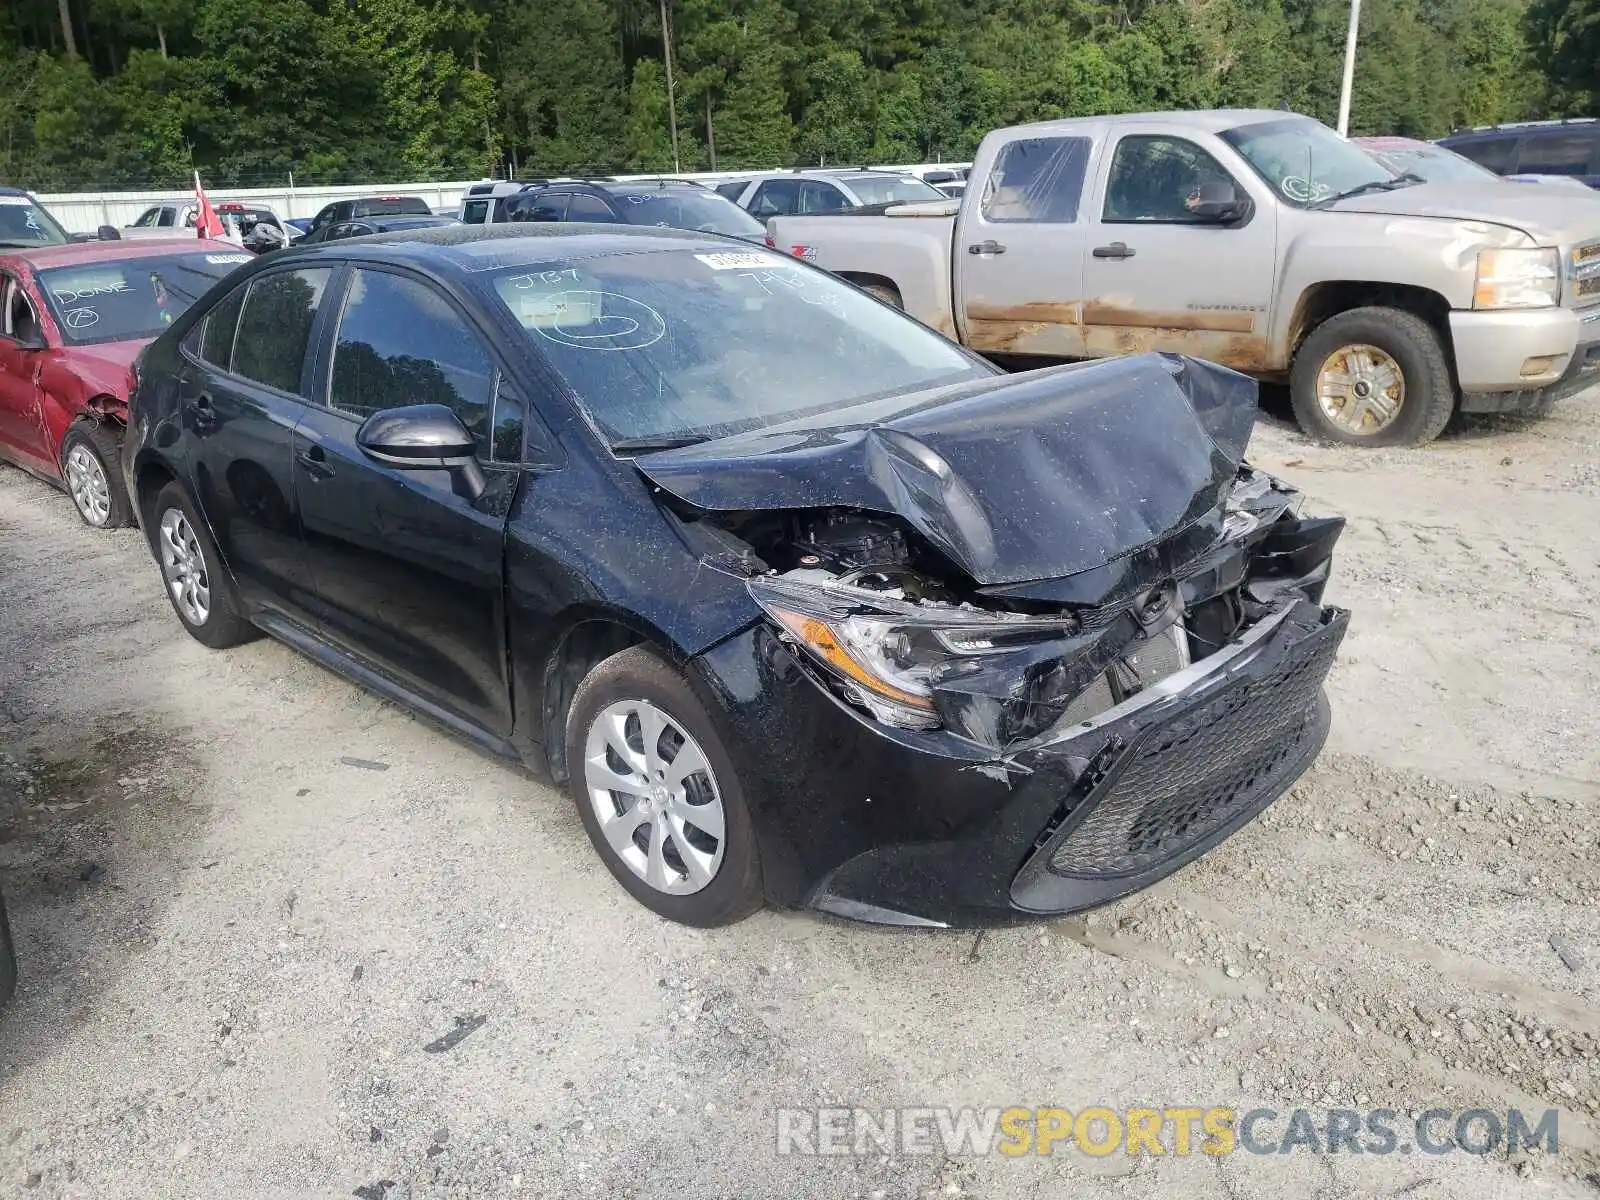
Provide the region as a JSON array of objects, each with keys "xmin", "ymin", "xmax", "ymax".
[
  {"xmin": 699, "ymin": 597, "xmax": 1347, "ymax": 928},
  {"xmin": 1451, "ymin": 306, "xmax": 1600, "ymax": 410}
]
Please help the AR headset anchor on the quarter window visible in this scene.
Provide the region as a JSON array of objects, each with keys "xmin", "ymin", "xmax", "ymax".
[
  {"xmin": 199, "ymin": 284, "xmax": 247, "ymax": 368},
  {"xmin": 981, "ymin": 137, "xmax": 1092, "ymax": 223},
  {"xmin": 1516, "ymin": 132, "xmax": 1597, "ymax": 175},
  {"xmin": 1103, "ymin": 136, "xmax": 1236, "ymax": 224},
  {"xmin": 231, "ymin": 268, "xmax": 332, "ymax": 395},
  {"xmin": 327, "ymin": 269, "xmax": 497, "ymax": 456}
]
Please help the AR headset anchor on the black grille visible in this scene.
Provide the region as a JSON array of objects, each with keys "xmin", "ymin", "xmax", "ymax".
[{"xmin": 1046, "ymin": 613, "xmax": 1344, "ymax": 877}]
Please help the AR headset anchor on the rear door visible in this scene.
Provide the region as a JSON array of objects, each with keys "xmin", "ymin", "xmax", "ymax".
[
  {"xmin": 177, "ymin": 265, "xmax": 334, "ymax": 613},
  {"xmin": 952, "ymin": 132, "xmax": 1098, "ymax": 357},
  {"xmin": 291, "ymin": 264, "xmax": 520, "ymax": 737},
  {"xmin": 1076, "ymin": 128, "xmax": 1277, "ymax": 370}
]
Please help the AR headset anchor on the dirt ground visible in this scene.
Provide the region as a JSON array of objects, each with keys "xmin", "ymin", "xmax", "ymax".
[{"xmin": 0, "ymin": 387, "xmax": 1597, "ymax": 1199}]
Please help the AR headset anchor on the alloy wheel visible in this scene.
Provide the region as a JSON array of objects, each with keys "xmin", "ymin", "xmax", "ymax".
[
  {"xmin": 1315, "ymin": 343, "xmax": 1405, "ymax": 436},
  {"xmin": 158, "ymin": 507, "xmax": 211, "ymax": 626},
  {"xmin": 65, "ymin": 444, "xmax": 112, "ymax": 526},
  {"xmin": 582, "ymin": 699, "xmax": 727, "ymax": 895}
]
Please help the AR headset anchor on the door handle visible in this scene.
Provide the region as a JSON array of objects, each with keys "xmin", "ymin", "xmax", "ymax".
[
  {"xmin": 296, "ymin": 445, "xmax": 335, "ymax": 481},
  {"xmin": 967, "ymin": 240, "xmax": 1007, "ymax": 255},
  {"xmin": 1092, "ymin": 242, "xmax": 1136, "ymax": 260}
]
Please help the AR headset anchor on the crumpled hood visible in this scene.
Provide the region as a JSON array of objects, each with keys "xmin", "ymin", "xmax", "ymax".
[
  {"xmin": 636, "ymin": 353, "xmax": 1257, "ymax": 587},
  {"xmin": 1329, "ymin": 181, "xmax": 1600, "ymax": 244}
]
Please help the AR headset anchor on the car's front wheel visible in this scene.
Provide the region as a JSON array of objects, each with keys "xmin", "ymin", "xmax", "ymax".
[
  {"xmin": 564, "ymin": 645, "xmax": 763, "ymax": 926},
  {"xmin": 61, "ymin": 422, "xmax": 131, "ymax": 529},
  {"xmin": 149, "ymin": 481, "xmax": 257, "ymax": 649}
]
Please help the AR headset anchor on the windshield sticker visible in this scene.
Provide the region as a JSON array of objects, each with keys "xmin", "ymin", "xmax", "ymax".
[
  {"xmin": 519, "ymin": 290, "xmax": 666, "ymax": 351},
  {"xmin": 696, "ymin": 251, "xmax": 785, "ymax": 271},
  {"xmin": 205, "ymin": 253, "xmax": 251, "ymax": 265},
  {"xmin": 62, "ymin": 307, "xmax": 99, "ymax": 330}
]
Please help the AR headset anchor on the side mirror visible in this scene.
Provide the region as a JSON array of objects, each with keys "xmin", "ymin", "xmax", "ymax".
[
  {"xmin": 356, "ymin": 404, "xmax": 484, "ymax": 500},
  {"xmin": 97, "ymin": 225, "xmax": 122, "ymax": 241},
  {"xmin": 1190, "ymin": 180, "xmax": 1248, "ymax": 223}
]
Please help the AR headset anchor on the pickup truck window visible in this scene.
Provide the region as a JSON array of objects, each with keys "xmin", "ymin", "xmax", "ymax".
[
  {"xmin": 1221, "ymin": 117, "xmax": 1400, "ymax": 206},
  {"xmin": 751, "ymin": 179, "xmax": 802, "ymax": 216},
  {"xmin": 981, "ymin": 137, "xmax": 1091, "ymax": 223},
  {"xmin": 1103, "ymin": 136, "xmax": 1236, "ymax": 224}
]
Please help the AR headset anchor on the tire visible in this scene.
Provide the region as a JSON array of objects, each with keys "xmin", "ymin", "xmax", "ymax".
[
  {"xmin": 564, "ymin": 645, "xmax": 763, "ymax": 926},
  {"xmin": 60, "ymin": 421, "xmax": 132, "ymax": 529},
  {"xmin": 860, "ymin": 281, "xmax": 903, "ymax": 308},
  {"xmin": 1289, "ymin": 306, "xmax": 1456, "ymax": 447},
  {"xmin": 147, "ymin": 481, "xmax": 257, "ymax": 649}
]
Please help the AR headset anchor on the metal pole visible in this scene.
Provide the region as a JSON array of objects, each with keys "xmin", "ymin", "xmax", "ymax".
[
  {"xmin": 1336, "ymin": 0, "xmax": 1362, "ymax": 136},
  {"xmin": 660, "ymin": 0, "xmax": 682, "ymax": 173}
]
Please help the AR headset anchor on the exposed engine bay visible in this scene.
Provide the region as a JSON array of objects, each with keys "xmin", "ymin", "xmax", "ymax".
[{"xmin": 685, "ymin": 464, "xmax": 1343, "ymax": 751}]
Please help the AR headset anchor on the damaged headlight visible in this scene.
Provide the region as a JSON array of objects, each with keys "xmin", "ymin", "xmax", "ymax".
[{"xmin": 748, "ymin": 575, "xmax": 1078, "ymax": 731}]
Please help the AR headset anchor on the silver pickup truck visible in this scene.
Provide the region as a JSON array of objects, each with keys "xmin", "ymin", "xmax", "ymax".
[{"xmin": 767, "ymin": 109, "xmax": 1600, "ymax": 445}]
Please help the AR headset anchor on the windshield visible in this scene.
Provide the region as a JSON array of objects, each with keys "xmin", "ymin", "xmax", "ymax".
[
  {"xmin": 843, "ymin": 175, "xmax": 947, "ymax": 205},
  {"xmin": 37, "ymin": 250, "xmax": 252, "ymax": 345},
  {"xmin": 611, "ymin": 189, "xmax": 765, "ymax": 238},
  {"xmin": 1221, "ymin": 118, "xmax": 1408, "ymax": 206},
  {"xmin": 1367, "ymin": 145, "xmax": 1497, "ymax": 184},
  {"xmin": 0, "ymin": 195, "xmax": 70, "ymax": 248},
  {"xmin": 489, "ymin": 247, "xmax": 988, "ymax": 448}
]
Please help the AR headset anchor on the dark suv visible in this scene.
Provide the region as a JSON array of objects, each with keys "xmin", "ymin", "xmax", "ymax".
[
  {"xmin": 491, "ymin": 179, "xmax": 765, "ymax": 241},
  {"xmin": 302, "ymin": 195, "xmax": 436, "ymax": 242},
  {"xmin": 1437, "ymin": 119, "xmax": 1600, "ymax": 187}
]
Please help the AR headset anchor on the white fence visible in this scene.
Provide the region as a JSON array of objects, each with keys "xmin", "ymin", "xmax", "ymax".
[{"xmin": 35, "ymin": 163, "xmax": 972, "ymax": 233}]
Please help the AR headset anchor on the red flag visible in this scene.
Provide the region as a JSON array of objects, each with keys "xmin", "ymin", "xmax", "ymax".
[{"xmin": 194, "ymin": 171, "xmax": 227, "ymax": 240}]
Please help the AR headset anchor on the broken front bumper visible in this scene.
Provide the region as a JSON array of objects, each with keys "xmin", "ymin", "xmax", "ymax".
[{"xmin": 795, "ymin": 599, "xmax": 1347, "ymax": 927}]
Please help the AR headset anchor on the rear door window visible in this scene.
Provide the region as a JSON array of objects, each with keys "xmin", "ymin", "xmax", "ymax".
[
  {"xmin": 566, "ymin": 194, "xmax": 619, "ymax": 222},
  {"xmin": 1515, "ymin": 132, "xmax": 1597, "ymax": 175},
  {"xmin": 505, "ymin": 193, "xmax": 568, "ymax": 222},
  {"xmin": 461, "ymin": 199, "xmax": 490, "ymax": 224},
  {"xmin": 799, "ymin": 181, "xmax": 850, "ymax": 213},
  {"xmin": 231, "ymin": 267, "xmax": 333, "ymax": 395},
  {"xmin": 981, "ymin": 136, "xmax": 1093, "ymax": 223},
  {"xmin": 156, "ymin": 208, "xmax": 175, "ymax": 228},
  {"xmin": 1453, "ymin": 135, "xmax": 1517, "ymax": 172},
  {"xmin": 750, "ymin": 179, "xmax": 801, "ymax": 216}
]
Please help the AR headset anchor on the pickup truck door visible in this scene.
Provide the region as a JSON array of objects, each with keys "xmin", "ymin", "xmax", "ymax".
[
  {"xmin": 1078, "ymin": 130, "xmax": 1278, "ymax": 372},
  {"xmin": 953, "ymin": 134, "xmax": 1098, "ymax": 357}
]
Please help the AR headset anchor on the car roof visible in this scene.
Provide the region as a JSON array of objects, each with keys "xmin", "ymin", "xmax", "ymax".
[
  {"xmin": 276, "ymin": 222, "xmax": 738, "ymax": 277},
  {"xmin": 1443, "ymin": 119, "xmax": 1598, "ymax": 139},
  {"xmin": 1352, "ymin": 136, "xmax": 1429, "ymax": 150},
  {"xmin": 0, "ymin": 237, "xmax": 244, "ymax": 269},
  {"xmin": 1010, "ymin": 108, "xmax": 1300, "ymax": 136}
]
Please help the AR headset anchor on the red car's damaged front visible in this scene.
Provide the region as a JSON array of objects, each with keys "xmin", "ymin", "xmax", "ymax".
[{"xmin": 0, "ymin": 237, "xmax": 250, "ymax": 528}]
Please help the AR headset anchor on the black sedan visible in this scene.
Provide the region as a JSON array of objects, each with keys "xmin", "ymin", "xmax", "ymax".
[
  {"xmin": 122, "ymin": 225, "xmax": 1347, "ymax": 928},
  {"xmin": 296, "ymin": 213, "xmax": 458, "ymax": 245}
]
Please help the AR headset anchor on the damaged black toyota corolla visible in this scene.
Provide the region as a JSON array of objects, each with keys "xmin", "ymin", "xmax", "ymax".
[{"xmin": 123, "ymin": 225, "xmax": 1347, "ymax": 928}]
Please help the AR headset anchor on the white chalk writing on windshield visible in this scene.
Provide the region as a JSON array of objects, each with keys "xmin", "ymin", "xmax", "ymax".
[
  {"xmin": 736, "ymin": 269, "xmax": 848, "ymax": 315},
  {"xmin": 506, "ymin": 269, "xmax": 581, "ymax": 289},
  {"xmin": 63, "ymin": 307, "xmax": 100, "ymax": 330},
  {"xmin": 521, "ymin": 290, "xmax": 666, "ymax": 351},
  {"xmin": 52, "ymin": 281, "xmax": 132, "ymax": 305}
]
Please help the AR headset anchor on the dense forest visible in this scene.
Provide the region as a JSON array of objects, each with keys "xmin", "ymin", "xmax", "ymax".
[{"xmin": 1, "ymin": 0, "xmax": 1597, "ymax": 190}]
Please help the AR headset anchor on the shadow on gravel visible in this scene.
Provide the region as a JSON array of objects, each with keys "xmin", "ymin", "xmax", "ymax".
[{"xmin": 0, "ymin": 712, "xmax": 208, "ymax": 1077}]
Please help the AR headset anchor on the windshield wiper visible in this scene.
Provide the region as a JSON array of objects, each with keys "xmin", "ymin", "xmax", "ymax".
[
  {"xmin": 609, "ymin": 434, "xmax": 712, "ymax": 455},
  {"xmin": 1315, "ymin": 172, "xmax": 1426, "ymax": 208}
]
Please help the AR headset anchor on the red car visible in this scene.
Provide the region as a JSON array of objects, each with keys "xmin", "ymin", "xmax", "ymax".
[{"xmin": 0, "ymin": 237, "xmax": 251, "ymax": 527}]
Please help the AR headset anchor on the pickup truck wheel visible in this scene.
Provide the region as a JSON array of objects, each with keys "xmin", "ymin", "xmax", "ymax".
[
  {"xmin": 1290, "ymin": 307, "xmax": 1455, "ymax": 447},
  {"xmin": 860, "ymin": 282, "xmax": 903, "ymax": 308}
]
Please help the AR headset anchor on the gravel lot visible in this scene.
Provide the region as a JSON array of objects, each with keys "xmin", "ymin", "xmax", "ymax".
[{"xmin": 1, "ymin": 390, "xmax": 1598, "ymax": 1198}]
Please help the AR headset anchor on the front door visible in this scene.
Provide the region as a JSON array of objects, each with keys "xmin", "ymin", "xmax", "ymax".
[
  {"xmin": 0, "ymin": 275, "xmax": 50, "ymax": 470},
  {"xmin": 1078, "ymin": 131, "xmax": 1278, "ymax": 372},
  {"xmin": 291, "ymin": 265, "xmax": 518, "ymax": 737},
  {"xmin": 178, "ymin": 265, "xmax": 332, "ymax": 612},
  {"xmin": 953, "ymin": 133, "xmax": 1098, "ymax": 358}
]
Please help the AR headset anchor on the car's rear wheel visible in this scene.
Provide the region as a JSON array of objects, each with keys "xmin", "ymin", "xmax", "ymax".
[
  {"xmin": 61, "ymin": 422, "xmax": 131, "ymax": 529},
  {"xmin": 564, "ymin": 645, "xmax": 763, "ymax": 926},
  {"xmin": 149, "ymin": 481, "xmax": 256, "ymax": 649},
  {"xmin": 860, "ymin": 281, "xmax": 903, "ymax": 308},
  {"xmin": 1289, "ymin": 306, "xmax": 1455, "ymax": 446}
]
